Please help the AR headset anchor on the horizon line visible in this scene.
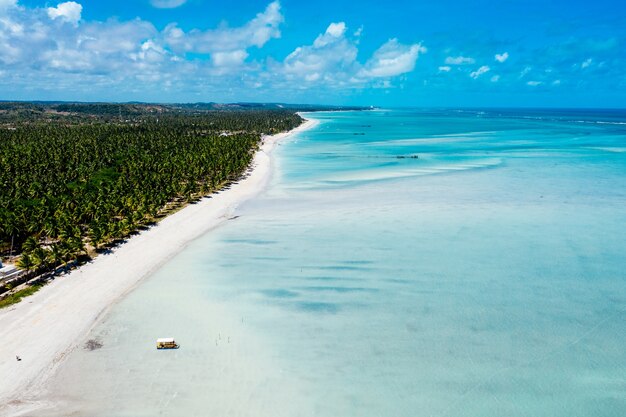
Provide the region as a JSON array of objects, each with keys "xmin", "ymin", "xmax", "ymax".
[{"xmin": 1, "ymin": 100, "xmax": 625, "ymax": 111}]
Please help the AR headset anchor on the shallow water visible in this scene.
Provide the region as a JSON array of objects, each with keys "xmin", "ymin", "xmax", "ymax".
[{"xmin": 46, "ymin": 109, "xmax": 626, "ymax": 416}]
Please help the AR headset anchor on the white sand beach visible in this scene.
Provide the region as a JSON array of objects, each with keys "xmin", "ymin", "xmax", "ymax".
[{"xmin": 0, "ymin": 117, "xmax": 318, "ymax": 416}]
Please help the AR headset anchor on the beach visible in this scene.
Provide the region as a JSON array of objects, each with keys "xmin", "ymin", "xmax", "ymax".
[
  {"xmin": 36, "ymin": 108, "xmax": 624, "ymax": 417},
  {"xmin": 1, "ymin": 108, "xmax": 624, "ymax": 417},
  {"xmin": 0, "ymin": 117, "xmax": 318, "ymax": 416}
]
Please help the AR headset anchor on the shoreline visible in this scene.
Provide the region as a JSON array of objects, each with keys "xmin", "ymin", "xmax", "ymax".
[{"xmin": 0, "ymin": 116, "xmax": 318, "ymax": 416}]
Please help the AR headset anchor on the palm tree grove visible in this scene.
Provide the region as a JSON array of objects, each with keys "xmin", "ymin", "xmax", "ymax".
[{"xmin": 0, "ymin": 102, "xmax": 305, "ymax": 291}]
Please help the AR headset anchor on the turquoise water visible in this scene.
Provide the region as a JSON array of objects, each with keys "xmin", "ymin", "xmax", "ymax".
[{"xmin": 48, "ymin": 109, "xmax": 626, "ymax": 416}]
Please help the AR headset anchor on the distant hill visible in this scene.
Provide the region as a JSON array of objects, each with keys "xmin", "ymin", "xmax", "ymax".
[{"xmin": 0, "ymin": 101, "xmax": 370, "ymax": 122}]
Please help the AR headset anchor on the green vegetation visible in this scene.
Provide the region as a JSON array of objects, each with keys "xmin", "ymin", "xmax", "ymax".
[
  {"xmin": 0, "ymin": 284, "xmax": 43, "ymax": 309},
  {"xmin": 0, "ymin": 103, "xmax": 305, "ymax": 278}
]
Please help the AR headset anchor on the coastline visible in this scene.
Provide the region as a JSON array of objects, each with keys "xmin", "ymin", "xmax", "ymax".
[{"xmin": 0, "ymin": 116, "xmax": 318, "ymax": 416}]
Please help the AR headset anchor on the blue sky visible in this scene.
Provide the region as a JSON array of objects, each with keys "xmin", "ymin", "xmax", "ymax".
[{"xmin": 1, "ymin": 0, "xmax": 625, "ymax": 107}]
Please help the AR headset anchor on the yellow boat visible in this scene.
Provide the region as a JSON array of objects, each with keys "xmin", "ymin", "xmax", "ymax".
[{"xmin": 156, "ymin": 338, "xmax": 179, "ymax": 349}]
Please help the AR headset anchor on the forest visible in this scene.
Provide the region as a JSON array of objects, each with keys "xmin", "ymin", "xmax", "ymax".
[{"xmin": 0, "ymin": 103, "xmax": 307, "ymax": 277}]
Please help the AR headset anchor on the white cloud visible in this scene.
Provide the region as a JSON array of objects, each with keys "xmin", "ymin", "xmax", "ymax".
[
  {"xmin": 519, "ymin": 66, "xmax": 531, "ymax": 78},
  {"xmin": 325, "ymin": 22, "xmax": 346, "ymax": 38},
  {"xmin": 211, "ymin": 50, "xmax": 248, "ymax": 67},
  {"xmin": 1, "ymin": 2, "xmax": 163, "ymax": 73},
  {"xmin": 165, "ymin": 1, "xmax": 283, "ymax": 55},
  {"xmin": 527, "ymin": 80, "xmax": 542, "ymax": 86},
  {"xmin": 129, "ymin": 40, "xmax": 168, "ymax": 64},
  {"xmin": 581, "ymin": 58, "xmax": 592, "ymax": 68},
  {"xmin": 0, "ymin": 15, "xmax": 23, "ymax": 35},
  {"xmin": 278, "ymin": 22, "xmax": 424, "ymax": 87},
  {"xmin": 445, "ymin": 56, "xmax": 475, "ymax": 65},
  {"xmin": 81, "ymin": 20, "xmax": 156, "ymax": 54},
  {"xmin": 495, "ymin": 52, "xmax": 509, "ymax": 63},
  {"xmin": 470, "ymin": 65, "xmax": 490, "ymax": 79},
  {"xmin": 47, "ymin": 2, "xmax": 83, "ymax": 26},
  {"xmin": 552, "ymin": 79, "xmax": 561, "ymax": 85},
  {"xmin": 305, "ymin": 72, "xmax": 320, "ymax": 82},
  {"xmin": 0, "ymin": 1, "xmax": 285, "ymax": 80},
  {"xmin": 0, "ymin": 0, "xmax": 425, "ymax": 99},
  {"xmin": 490, "ymin": 75, "xmax": 500, "ymax": 82},
  {"xmin": 314, "ymin": 22, "xmax": 347, "ymax": 47},
  {"xmin": 150, "ymin": 0, "xmax": 187, "ymax": 8},
  {"xmin": 282, "ymin": 23, "xmax": 358, "ymax": 81},
  {"xmin": 359, "ymin": 39, "xmax": 426, "ymax": 78},
  {"xmin": 438, "ymin": 66, "xmax": 451, "ymax": 72},
  {"xmin": 0, "ymin": 0, "xmax": 16, "ymax": 11}
]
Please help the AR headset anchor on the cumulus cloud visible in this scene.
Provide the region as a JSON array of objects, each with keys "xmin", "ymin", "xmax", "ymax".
[
  {"xmin": 0, "ymin": 0, "xmax": 424, "ymax": 99},
  {"xmin": 445, "ymin": 56, "xmax": 475, "ymax": 65},
  {"xmin": 47, "ymin": 2, "xmax": 83, "ymax": 26},
  {"xmin": 313, "ymin": 22, "xmax": 346, "ymax": 47},
  {"xmin": 150, "ymin": 0, "xmax": 187, "ymax": 8},
  {"xmin": 164, "ymin": 1, "xmax": 283, "ymax": 54},
  {"xmin": 0, "ymin": 0, "xmax": 16, "ymax": 10},
  {"xmin": 279, "ymin": 22, "xmax": 424, "ymax": 87},
  {"xmin": 581, "ymin": 58, "xmax": 592, "ymax": 68},
  {"xmin": 325, "ymin": 22, "xmax": 346, "ymax": 38},
  {"xmin": 438, "ymin": 66, "xmax": 451, "ymax": 72},
  {"xmin": 470, "ymin": 65, "xmax": 490, "ymax": 79},
  {"xmin": 43, "ymin": 19, "xmax": 158, "ymax": 71},
  {"xmin": 282, "ymin": 22, "xmax": 358, "ymax": 83},
  {"xmin": 211, "ymin": 50, "xmax": 249, "ymax": 67},
  {"xmin": 0, "ymin": 0, "xmax": 286, "ymax": 86},
  {"xmin": 0, "ymin": 3, "xmax": 166, "ymax": 79},
  {"xmin": 359, "ymin": 39, "xmax": 426, "ymax": 78},
  {"xmin": 495, "ymin": 52, "xmax": 509, "ymax": 63},
  {"xmin": 129, "ymin": 40, "xmax": 168, "ymax": 64},
  {"xmin": 527, "ymin": 80, "xmax": 542, "ymax": 86}
]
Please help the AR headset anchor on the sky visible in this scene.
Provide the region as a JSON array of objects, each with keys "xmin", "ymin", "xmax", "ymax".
[{"xmin": 0, "ymin": 0, "xmax": 625, "ymax": 107}]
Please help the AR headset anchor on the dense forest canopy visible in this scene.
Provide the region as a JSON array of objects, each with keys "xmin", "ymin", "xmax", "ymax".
[
  {"xmin": 0, "ymin": 102, "xmax": 322, "ymax": 274},
  {"xmin": 0, "ymin": 101, "xmax": 366, "ymax": 123}
]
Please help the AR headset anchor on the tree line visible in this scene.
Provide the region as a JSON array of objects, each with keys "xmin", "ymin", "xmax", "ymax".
[{"xmin": 0, "ymin": 109, "xmax": 303, "ymax": 276}]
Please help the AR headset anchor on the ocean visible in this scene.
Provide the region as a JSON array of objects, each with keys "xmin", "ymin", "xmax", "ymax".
[{"xmin": 45, "ymin": 109, "xmax": 626, "ymax": 416}]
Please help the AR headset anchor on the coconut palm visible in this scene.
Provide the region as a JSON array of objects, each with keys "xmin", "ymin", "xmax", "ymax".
[
  {"xmin": 22, "ymin": 236, "xmax": 39, "ymax": 253},
  {"xmin": 88, "ymin": 224, "xmax": 105, "ymax": 251},
  {"xmin": 16, "ymin": 253, "xmax": 35, "ymax": 273},
  {"xmin": 48, "ymin": 243, "xmax": 64, "ymax": 272},
  {"xmin": 31, "ymin": 247, "xmax": 50, "ymax": 271},
  {"xmin": 0, "ymin": 105, "xmax": 305, "ymax": 276}
]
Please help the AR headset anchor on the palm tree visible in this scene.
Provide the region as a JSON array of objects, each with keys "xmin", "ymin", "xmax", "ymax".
[
  {"xmin": 1, "ymin": 106, "xmax": 304, "ymax": 276},
  {"xmin": 41, "ymin": 218, "xmax": 58, "ymax": 240},
  {"xmin": 16, "ymin": 253, "xmax": 35, "ymax": 273},
  {"xmin": 59, "ymin": 242, "xmax": 74, "ymax": 270},
  {"xmin": 48, "ymin": 243, "xmax": 64, "ymax": 272},
  {"xmin": 22, "ymin": 236, "xmax": 39, "ymax": 253},
  {"xmin": 31, "ymin": 247, "xmax": 49, "ymax": 271},
  {"xmin": 88, "ymin": 224, "xmax": 103, "ymax": 250},
  {"xmin": 68, "ymin": 237, "xmax": 86, "ymax": 259}
]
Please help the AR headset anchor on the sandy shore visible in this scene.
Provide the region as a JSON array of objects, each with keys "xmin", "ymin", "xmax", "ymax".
[{"xmin": 0, "ymin": 117, "xmax": 318, "ymax": 416}]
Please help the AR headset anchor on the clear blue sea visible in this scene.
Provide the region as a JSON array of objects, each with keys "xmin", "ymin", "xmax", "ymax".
[{"xmin": 48, "ymin": 109, "xmax": 626, "ymax": 416}]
